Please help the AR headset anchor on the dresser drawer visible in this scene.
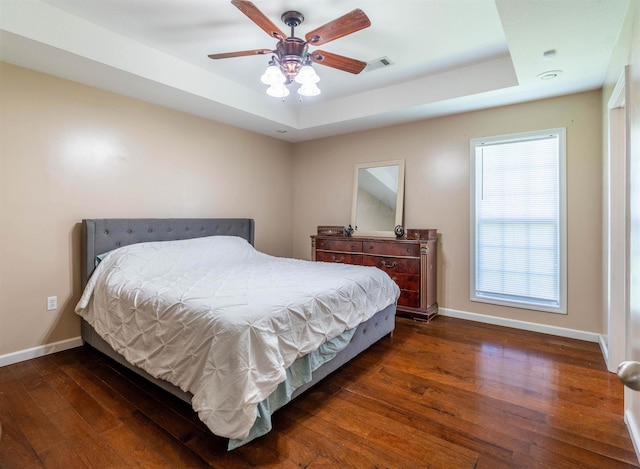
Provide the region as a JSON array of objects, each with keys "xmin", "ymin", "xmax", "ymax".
[
  {"xmin": 362, "ymin": 255, "xmax": 420, "ymax": 275},
  {"xmin": 316, "ymin": 238, "xmax": 363, "ymax": 252},
  {"xmin": 386, "ymin": 273, "xmax": 420, "ymax": 292},
  {"xmin": 398, "ymin": 290, "xmax": 420, "ymax": 308},
  {"xmin": 363, "ymin": 241, "xmax": 420, "ymax": 257},
  {"xmin": 316, "ymin": 251, "xmax": 363, "ymax": 265}
]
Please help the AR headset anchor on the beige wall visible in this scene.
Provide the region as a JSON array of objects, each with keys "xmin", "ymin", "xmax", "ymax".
[
  {"xmin": 292, "ymin": 90, "xmax": 604, "ymax": 333},
  {"xmin": 0, "ymin": 60, "xmax": 611, "ymax": 357},
  {"xmin": 0, "ymin": 63, "xmax": 294, "ymax": 356}
]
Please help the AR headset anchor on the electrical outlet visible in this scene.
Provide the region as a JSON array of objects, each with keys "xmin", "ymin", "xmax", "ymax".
[{"xmin": 47, "ymin": 296, "xmax": 57, "ymax": 311}]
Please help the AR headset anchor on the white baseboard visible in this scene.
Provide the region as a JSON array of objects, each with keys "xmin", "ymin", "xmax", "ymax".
[
  {"xmin": 599, "ymin": 334, "xmax": 612, "ymax": 369},
  {"xmin": 439, "ymin": 307, "xmax": 600, "ymax": 343},
  {"xmin": 0, "ymin": 336, "xmax": 83, "ymax": 367},
  {"xmin": 625, "ymin": 406, "xmax": 640, "ymax": 465}
]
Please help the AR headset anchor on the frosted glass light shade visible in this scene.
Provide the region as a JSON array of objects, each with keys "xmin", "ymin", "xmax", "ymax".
[
  {"xmin": 294, "ymin": 64, "xmax": 320, "ymax": 85},
  {"xmin": 261, "ymin": 65, "xmax": 285, "ymax": 85},
  {"xmin": 266, "ymin": 83, "xmax": 290, "ymax": 98},
  {"xmin": 297, "ymin": 83, "xmax": 321, "ymax": 96}
]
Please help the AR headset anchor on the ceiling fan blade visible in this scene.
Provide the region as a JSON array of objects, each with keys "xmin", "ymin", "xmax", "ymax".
[
  {"xmin": 309, "ymin": 50, "xmax": 367, "ymax": 74},
  {"xmin": 231, "ymin": 0, "xmax": 286, "ymax": 40},
  {"xmin": 208, "ymin": 49, "xmax": 273, "ymax": 59},
  {"xmin": 305, "ymin": 9, "xmax": 371, "ymax": 46}
]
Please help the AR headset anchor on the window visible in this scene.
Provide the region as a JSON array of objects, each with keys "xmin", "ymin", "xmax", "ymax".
[{"xmin": 470, "ymin": 128, "xmax": 566, "ymax": 313}]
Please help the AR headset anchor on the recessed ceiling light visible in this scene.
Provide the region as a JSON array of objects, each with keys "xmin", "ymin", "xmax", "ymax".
[
  {"xmin": 542, "ymin": 49, "xmax": 556, "ymax": 60},
  {"xmin": 537, "ymin": 70, "xmax": 563, "ymax": 80}
]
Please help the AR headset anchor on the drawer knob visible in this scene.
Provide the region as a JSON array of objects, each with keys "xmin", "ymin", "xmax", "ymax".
[
  {"xmin": 381, "ymin": 260, "xmax": 397, "ymax": 268},
  {"xmin": 332, "ymin": 255, "xmax": 345, "ymax": 263}
]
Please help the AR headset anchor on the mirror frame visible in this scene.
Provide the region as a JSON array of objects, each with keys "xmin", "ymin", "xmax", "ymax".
[{"xmin": 350, "ymin": 159, "xmax": 405, "ymax": 238}]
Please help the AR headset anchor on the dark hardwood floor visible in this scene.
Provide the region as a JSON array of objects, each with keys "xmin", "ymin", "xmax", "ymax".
[{"xmin": 0, "ymin": 316, "xmax": 637, "ymax": 468}]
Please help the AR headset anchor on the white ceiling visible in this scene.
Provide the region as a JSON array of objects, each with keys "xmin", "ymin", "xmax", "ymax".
[{"xmin": 0, "ymin": 0, "xmax": 631, "ymax": 142}]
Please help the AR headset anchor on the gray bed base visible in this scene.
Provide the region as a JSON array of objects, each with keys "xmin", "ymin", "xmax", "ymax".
[{"xmin": 80, "ymin": 218, "xmax": 395, "ymax": 413}]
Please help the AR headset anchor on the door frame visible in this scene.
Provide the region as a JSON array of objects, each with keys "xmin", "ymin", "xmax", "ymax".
[{"xmin": 605, "ymin": 67, "xmax": 629, "ymax": 373}]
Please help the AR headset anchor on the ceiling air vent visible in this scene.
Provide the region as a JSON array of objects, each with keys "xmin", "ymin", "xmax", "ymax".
[{"xmin": 365, "ymin": 56, "xmax": 393, "ymax": 72}]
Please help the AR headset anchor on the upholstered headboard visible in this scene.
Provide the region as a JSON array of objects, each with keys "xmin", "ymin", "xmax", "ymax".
[{"xmin": 81, "ymin": 218, "xmax": 255, "ymax": 288}]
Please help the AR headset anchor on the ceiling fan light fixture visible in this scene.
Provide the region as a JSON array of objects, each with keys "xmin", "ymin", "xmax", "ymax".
[
  {"xmin": 266, "ymin": 83, "xmax": 290, "ymax": 98},
  {"xmin": 294, "ymin": 63, "xmax": 320, "ymax": 85},
  {"xmin": 298, "ymin": 83, "xmax": 321, "ymax": 96},
  {"xmin": 264, "ymin": 57, "xmax": 321, "ymax": 98},
  {"xmin": 260, "ymin": 61, "xmax": 286, "ymax": 85}
]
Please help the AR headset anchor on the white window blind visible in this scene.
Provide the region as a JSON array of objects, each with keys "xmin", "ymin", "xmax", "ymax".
[{"xmin": 470, "ymin": 128, "xmax": 566, "ymax": 313}]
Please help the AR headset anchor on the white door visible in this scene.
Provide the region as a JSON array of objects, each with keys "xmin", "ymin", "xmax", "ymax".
[
  {"xmin": 617, "ymin": 63, "xmax": 640, "ymax": 458},
  {"xmin": 627, "ymin": 59, "xmax": 640, "ymax": 451}
]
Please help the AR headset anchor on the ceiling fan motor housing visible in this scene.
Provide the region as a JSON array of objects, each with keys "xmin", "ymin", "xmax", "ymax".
[{"xmin": 275, "ymin": 38, "xmax": 309, "ymax": 83}]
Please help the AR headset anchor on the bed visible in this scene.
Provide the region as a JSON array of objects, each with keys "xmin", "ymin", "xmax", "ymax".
[{"xmin": 76, "ymin": 218, "xmax": 398, "ymax": 449}]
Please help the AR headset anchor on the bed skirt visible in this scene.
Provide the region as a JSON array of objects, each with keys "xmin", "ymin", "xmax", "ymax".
[{"xmin": 80, "ymin": 303, "xmax": 395, "ymax": 444}]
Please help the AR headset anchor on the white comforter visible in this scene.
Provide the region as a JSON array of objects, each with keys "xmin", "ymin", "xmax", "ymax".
[{"xmin": 75, "ymin": 235, "xmax": 399, "ymax": 440}]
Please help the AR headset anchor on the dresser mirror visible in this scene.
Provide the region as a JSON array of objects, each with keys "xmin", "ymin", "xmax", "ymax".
[{"xmin": 350, "ymin": 159, "xmax": 405, "ymax": 237}]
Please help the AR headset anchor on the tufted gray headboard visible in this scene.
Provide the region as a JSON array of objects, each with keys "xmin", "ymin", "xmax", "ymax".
[{"xmin": 81, "ymin": 218, "xmax": 255, "ymax": 288}]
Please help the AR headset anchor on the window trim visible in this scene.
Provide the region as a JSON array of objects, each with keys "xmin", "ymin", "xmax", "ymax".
[{"xmin": 469, "ymin": 128, "xmax": 567, "ymax": 314}]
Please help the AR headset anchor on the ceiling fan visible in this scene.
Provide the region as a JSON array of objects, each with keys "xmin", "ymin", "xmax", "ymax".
[{"xmin": 208, "ymin": 0, "xmax": 371, "ymax": 97}]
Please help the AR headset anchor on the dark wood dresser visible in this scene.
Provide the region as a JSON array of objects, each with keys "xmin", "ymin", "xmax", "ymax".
[{"xmin": 311, "ymin": 230, "xmax": 438, "ymax": 321}]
